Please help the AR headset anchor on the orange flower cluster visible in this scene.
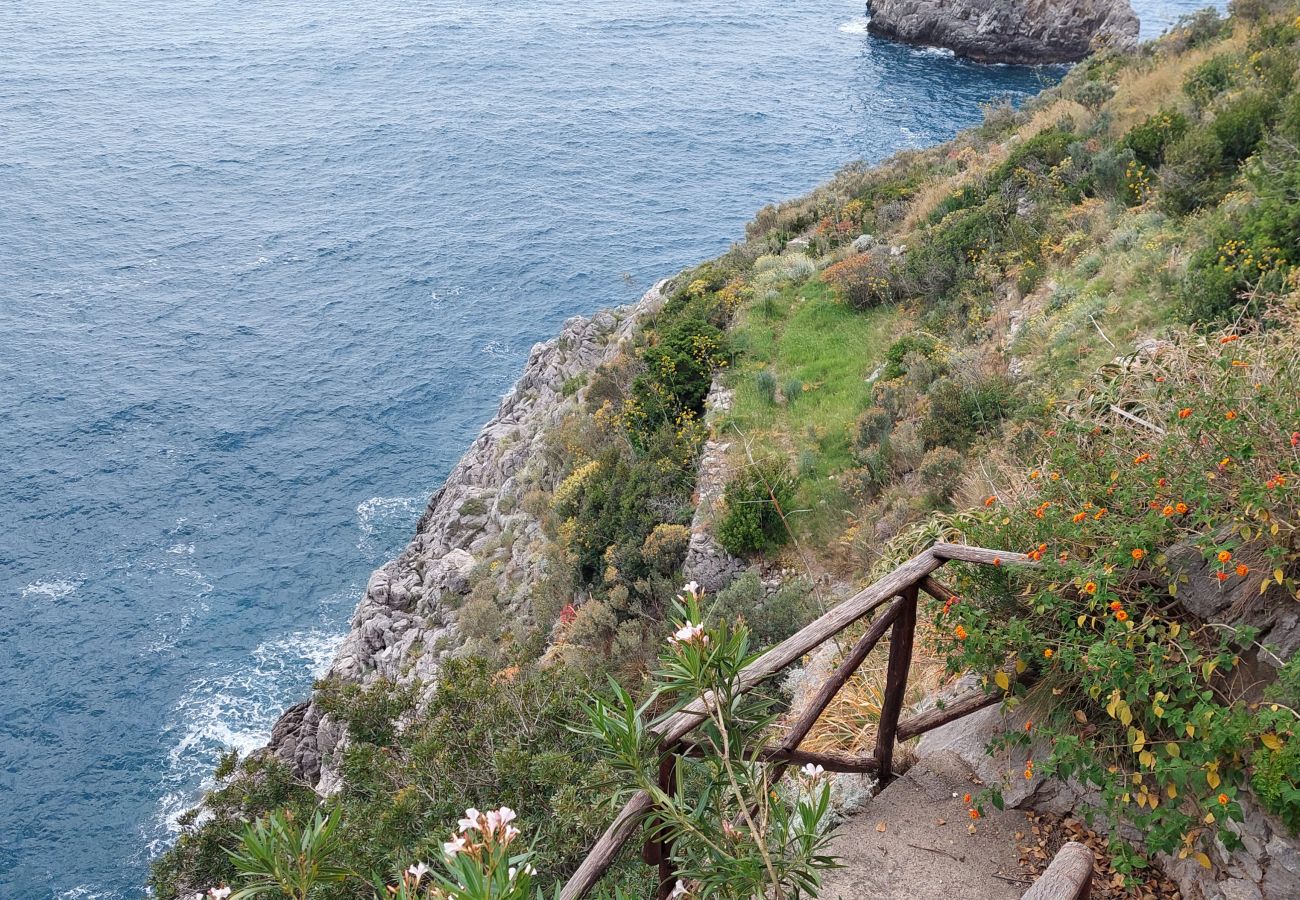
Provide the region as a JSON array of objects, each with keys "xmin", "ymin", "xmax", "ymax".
[
  {"xmin": 1043, "ymin": 648, "xmax": 1054, "ymax": 659},
  {"xmin": 1083, "ymin": 581, "xmax": 1098, "ymax": 595},
  {"xmin": 1131, "ymin": 548, "xmax": 1146, "ymax": 561},
  {"xmin": 1219, "ymin": 334, "xmax": 1239, "ymax": 344},
  {"xmin": 984, "ymin": 495, "xmax": 997, "ymax": 507},
  {"xmin": 1034, "ymin": 501, "xmax": 1052, "ymax": 519},
  {"xmin": 1026, "ymin": 542, "xmax": 1048, "ymax": 561},
  {"xmin": 954, "ymin": 625, "xmax": 968, "ymax": 641},
  {"xmin": 1024, "ymin": 760, "xmax": 1034, "ymax": 781},
  {"xmin": 1225, "ymin": 410, "xmax": 1238, "ymax": 421},
  {"xmin": 1133, "ymin": 452, "xmax": 1152, "ymax": 465},
  {"xmin": 1179, "ymin": 408, "xmax": 1193, "ymax": 419},
  {"xmin": 1266, "ymin": 473, "xmax": 1288, "ymax": 490}
]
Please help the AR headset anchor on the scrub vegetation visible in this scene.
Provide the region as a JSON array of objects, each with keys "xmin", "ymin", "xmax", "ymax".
[{"xmin": 157, "ymin": 3, "xmax": 1300, "ymax": 897}]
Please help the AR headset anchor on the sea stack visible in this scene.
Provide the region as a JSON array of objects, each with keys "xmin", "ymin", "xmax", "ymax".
[{"xmin": 866, "ymin": 0, "xmax": 1140, "ymax": 64}]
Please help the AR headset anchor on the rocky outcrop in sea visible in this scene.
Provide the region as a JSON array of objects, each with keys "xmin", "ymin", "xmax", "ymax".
[
  {"xmin": 267, "ymin": 282, "xmax": 666, "ymax": 793},
  {"xmin": 866, "ymin": 0, "xmax": 1140, "ymax": 64}
]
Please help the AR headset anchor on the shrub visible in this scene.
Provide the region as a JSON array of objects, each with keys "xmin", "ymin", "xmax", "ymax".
[
  {"xmin": 920, "ymin": 376, "xmax": 1015, "ymax": 451},
  {"xmin": 755, "ymin": 370, "xmax": 777, "ymax": 405},
  {"xmin": 881, "ymin": 332, "xmax": 942, "ymax": 381},
  {"xmin": 823, "ymin": 250, "xmax": 895, "ymax": 309},
  {"xmin": 853, "ymin": 406, "xmax": 892, "ymax": 452},
  {"xmin": 1169, "ymin": 8, "xmax": 1228, "ymax": 50},
  {"xmin": 1183, "ymin": 54, "xmax": 1237, "ymax": 108},
  {"xmin": 315, "ymin": 678, "xmax": 416, "ymax": 748},
  {"xmin": 1072, "ymin": 80, "xmax": 1114, "ymax": 110},
  {"xmin": 1122, "ymin": 109, "xmax": 1189, "ymax": 167},
  {"xmin": 947, "ymin": 328, "xmax": 1300, "ymax": 864},
  {"xmin": 917, "ymin": 446, "xmax": 964, "ymax": 508},
  {"xmin": 1158, "ymin": 129, "xmax": 1227, "ymax": 215},
  {"xmin": 709, "ymin": 571, "xmax": 818, "ymax": 646},
  {"xmin": 642, "ymin": 523, "xmax": 691, "ymax": 574},
  {"xmin": 581, "ymin": 589, "xmax": 838, "ymax": 898},
  {"xmin": 715, "ymin": 460, "xmax": 796, "ymax": 557},
  {"xmin": 782, "ymin": 376, "xmax": 803, "ymax": 404},
  {"xmin": 1211, "ymin": 90, "xmax": 1278, "ymax": 164}
]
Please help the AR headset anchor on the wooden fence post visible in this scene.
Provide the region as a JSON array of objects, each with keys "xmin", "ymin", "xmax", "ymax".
[
  {"xmin": 654, "ymin": 750, "xmax": 677, "ymax": 899},
  {"xmin": 873, "ymin": 585, "xmax": 917, "ymax": 783}
]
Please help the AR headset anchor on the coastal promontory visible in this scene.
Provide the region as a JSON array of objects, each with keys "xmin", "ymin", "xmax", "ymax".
[{"xmin": 866, "ymin": 0, "xmax": 1140, "ymax": 64}]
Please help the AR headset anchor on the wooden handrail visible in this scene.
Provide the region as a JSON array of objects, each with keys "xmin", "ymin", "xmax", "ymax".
[{"xmin": 558, "ymin": 543, "xmax": 1033, "ymax": 900}]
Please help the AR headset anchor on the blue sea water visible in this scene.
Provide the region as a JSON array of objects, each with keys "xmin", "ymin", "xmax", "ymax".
[{"xmin": 0, "ymin": 1, "xmax": 1215, "ymax": 897}]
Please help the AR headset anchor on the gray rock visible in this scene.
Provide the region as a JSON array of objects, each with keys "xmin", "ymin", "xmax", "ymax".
[
  {"xmin": 851, "ymin": 233, "xmax": 875, "ymax": 252},
  {"xmin": 264, "ymin": 281, "xmax": 669, "ymax": 791},
  {"xmin": 867, "ymin": 0, "xmax": 1139, "ymax": 65}
]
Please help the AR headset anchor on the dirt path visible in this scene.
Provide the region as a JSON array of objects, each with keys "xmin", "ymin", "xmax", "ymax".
[{"xmin": 819, "ymin": 751, "xmax": 1033, "ymax": 899}]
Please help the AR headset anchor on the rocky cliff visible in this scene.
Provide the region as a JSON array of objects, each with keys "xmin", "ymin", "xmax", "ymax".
[
  {"xmin": 267, "ymin": 282, "xmax": 666, "ymax": 793},
  {"xmin": 866, "ymin": 0, "xmax": 1139, "ymax": 64}
]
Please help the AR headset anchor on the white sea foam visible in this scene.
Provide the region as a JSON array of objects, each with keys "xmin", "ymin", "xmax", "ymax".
[
  {"xmin": 149, "ymin": 627, "xmax": 343, "ymax": 854},
  {"xmin": 166, "ymin": 542, "xmax": 195, "ymax": 555},
  {"xmin": 22, "ymin": 577, "xmax": 82, "ymax": 601},
  {"xmin": 914, "ymin": 45, "xmax": 956, "ymax": 59},
  {"xmin": 838, "ymin": 16, "xmax": 870, "ymax": 35},
  {"xmin": 58, "ymin": 885, "xmax": 117, "ymax": 900},
  {"xmin": 481, "ymin": 338, "xmax": 512, "ymax": 356},
  {"xmin": 356, "ymin": 495, "xmax": 423, "ymax": 552}
]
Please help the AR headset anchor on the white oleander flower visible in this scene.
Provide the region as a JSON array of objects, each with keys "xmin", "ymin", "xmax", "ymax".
[
  {"xmin": 800, "ymin": 763, "xmax": 825, "ymax": 779},
  {"xmin": 443, "ymin": 835, "xmax": 468, "ymax": 856},
  {"xmin": 668, "ymin": 879, "xmax": 691, "ymax": 899},
  {"xmin": 407, "ymin": 861, "xmax": 430, "ymax": 882},
  {"xmin": 681, "ymin": 580, "xmax": 700, "ymax": 596},
  {"xmin": 458, "ymin": 807, "xmax": 482, "ymax": 831},
  {"xmin": 670, "ymin": 622, "xmax": 708, "ymax": 646},
  {"xmin": 486, "ymin": 805, "xmax": 517, "ymax": 832},
  {"xmin": 207, "ymin": 889, "xmax": 232, "ymax": 900}
]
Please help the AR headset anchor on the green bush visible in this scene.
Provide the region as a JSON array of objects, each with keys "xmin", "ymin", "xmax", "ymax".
[
  {"xmin": 715, "ymin": 460, "xmax": 796, "ymax": 556},
  {"xmin": 1184, "ymin": 53, "xmax": 1238, "ymax": 107},
  {"xmin": 755, "ymin": 370, "xmax": 777, "ymax": 404},
  {"xmin": 1211, "ymin": 90, "xmax": 1278, "ymax": 164},
  {"xmin": 920, "ymin": 376, "xmax": 1015, "ymax": 451},
  {"xmin": 1158, "ymin": 129, "xmax": 1227, "ymax": 215},
  {"xmin": 1072, "ymin": 80, "xmax": 1115, "ymax": 110},
  {"xmin": 917, "ymin": 446, "xmax": 965, "ymax": 508},
  {"xmin": 1122, "ymin": 109, "xmax": 1190, "ymax": 167},
  {"xmin": 853, "ymin": 406, "xmax": 892, "ymax": 451},
  {"xmin": 880, "ymin": 332, "xmax": 942, "ymax": 381},
  {"xmin": 782, "ymin": 376, "xmax": 803, "ymax": 403},
  {"xmin": 709, "ymin": 570, "xmax": 818, "ymax": 646},
  {"xmin": 315, "ymin": 677, "xmax": 416, "ymax": 747}
]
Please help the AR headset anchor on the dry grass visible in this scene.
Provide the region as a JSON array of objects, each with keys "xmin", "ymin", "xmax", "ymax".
[
  {"xmin": 1012, "ymin": 98, "xmax": 1094, "ymax": 143},
  {"xmin": 1105, "ymin": 30, "xmax": 1247, "ymax": 134},
  {"xmin": 792, "ymin": 616, "xmax": 951, "ymax": 757}
]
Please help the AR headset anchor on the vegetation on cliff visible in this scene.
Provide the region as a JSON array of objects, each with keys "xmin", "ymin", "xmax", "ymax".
[{"xmin": 157, "ymin": 2, "xmax": 1300, "ymax": 896}]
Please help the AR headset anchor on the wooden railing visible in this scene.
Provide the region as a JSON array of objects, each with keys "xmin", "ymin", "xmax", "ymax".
[{"xmin": 560, "ymin": 542, "xmax": 1038, "ymax": 900}]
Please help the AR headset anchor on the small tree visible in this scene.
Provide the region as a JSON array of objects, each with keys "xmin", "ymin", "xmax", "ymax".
[
  {"xmin": 224, "ymin": 807, "xmax": 352, "ymax": 900},
  {"xmin": 580, "ymin": 586, "xmax": 838, "ymax": 899}
]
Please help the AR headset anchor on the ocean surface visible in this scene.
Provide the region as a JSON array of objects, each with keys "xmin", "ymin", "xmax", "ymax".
[{"xmin": 0, "ymin": 1, "xmax": 1216, "ymax": 897}]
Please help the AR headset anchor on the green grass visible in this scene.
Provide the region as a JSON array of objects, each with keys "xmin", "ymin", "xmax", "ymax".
[{"xmin": 721, "ymin": 275, "xmax": 899, "ymax": 547}]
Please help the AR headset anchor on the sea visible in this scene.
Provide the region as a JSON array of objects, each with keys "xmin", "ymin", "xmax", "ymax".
[{"xmin": 0, "ymin": 1, "xmax": 1218, "ymax": 896}]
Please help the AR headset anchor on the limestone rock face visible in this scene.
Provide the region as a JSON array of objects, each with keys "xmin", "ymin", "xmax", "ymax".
[
  {"xmin": 866, "ymin": 0, "xmax": 1139, "ymax": 64},
  {"xmin": 265, "ymin": 282, "xmax": 667, "ymax": 790}
]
